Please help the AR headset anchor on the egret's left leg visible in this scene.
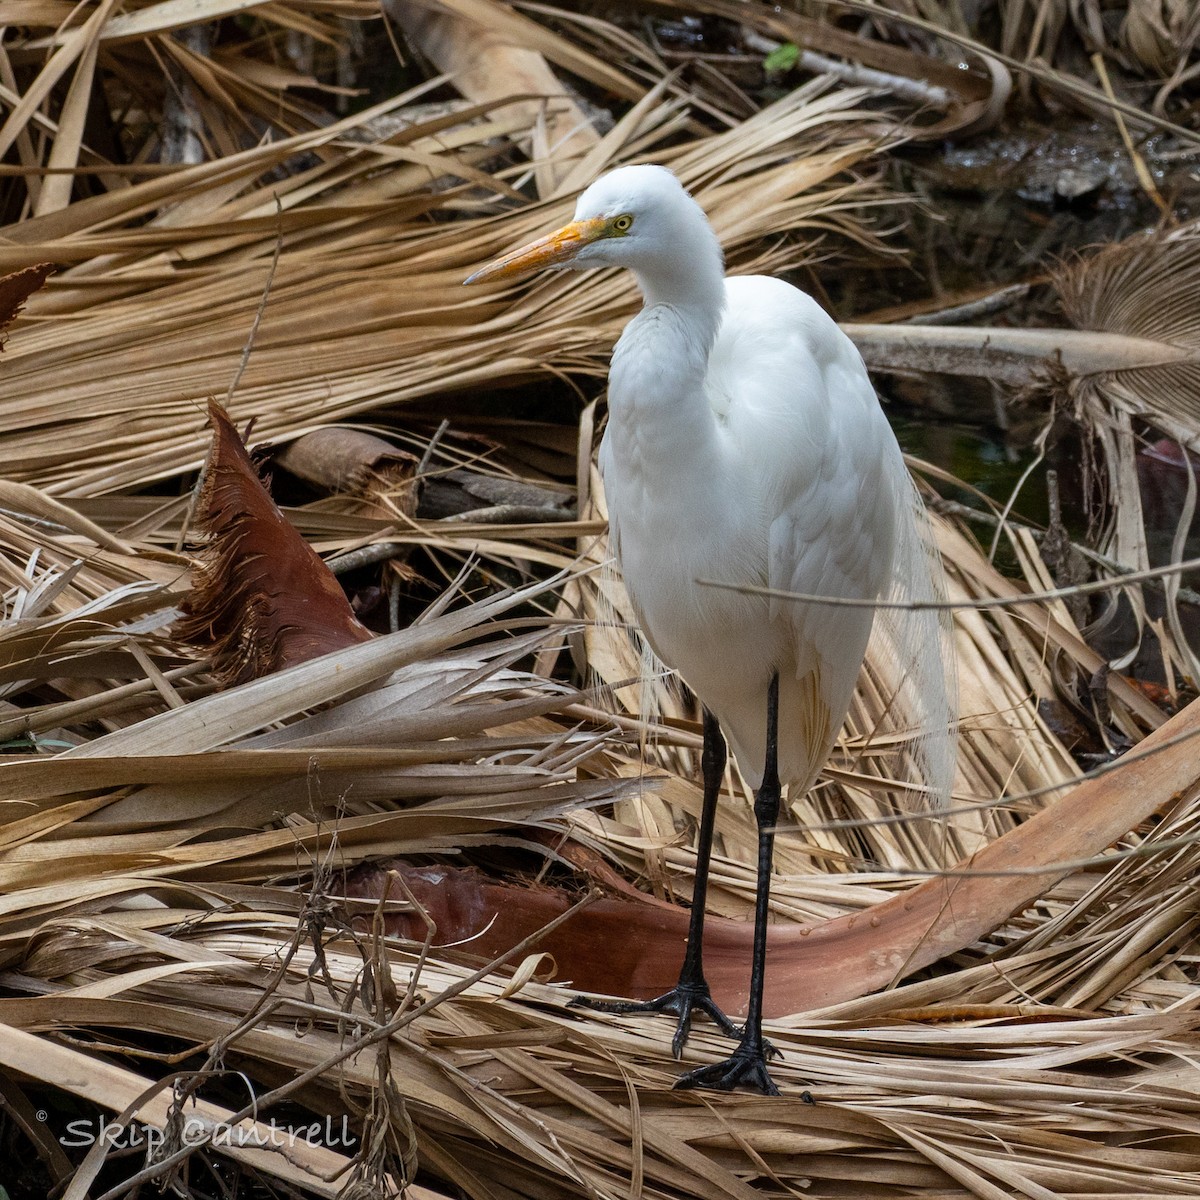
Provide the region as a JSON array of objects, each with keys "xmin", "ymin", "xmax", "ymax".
[{"xmin": 675, "ymin": 672, "xmax": 797, "ymax": 1097}]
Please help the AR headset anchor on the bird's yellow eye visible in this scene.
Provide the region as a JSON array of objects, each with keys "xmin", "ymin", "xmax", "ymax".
[{"xmin": 611, "ymin": 214, "xmax": 634, "ymax": 233}]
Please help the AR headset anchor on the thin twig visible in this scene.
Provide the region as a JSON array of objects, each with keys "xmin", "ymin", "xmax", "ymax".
[
  {"xmin": 1091, "ymin": 52, "xmax": 1169, "ymax": 215},
  {"xmin": 929, "ymin": 496, "xmax": 1200, "ymax": 608},
  {"xmin": 907, "ymin": 283, "xmax": 1031, "ymax": 326},
  {"xmin": 742, "ymin": 28, "xmax": 952, "ymax": 107},
  {"xmin": 326, "ymin": 507, "xmax": 577, "ymax": 573},
  {"xmin": 93, "ymin": 891, "xmax": 600, "ymax": 1200},
  {"xmin": 174, "ymin": 197, "xmax": 284, "ymax": 555},
  {"xmin": 416, "ymin": 419, "xmax": 451, "ymax": 479},
  {"xmin": 701, "ymin": 553, "xmax": 1200, "ymax": 613},
  {"xmin": 439, "ymin": 503, "xmax": 576, "ymax": 525},
  {"xmin": 226, "ymin": 196, "xmax": 284, "ymax": 408},
  {"xmin": 327, "ymin": 542, "xmax": 409, "ymax": 576},
  {"xmin": 989, "ymin": 413, "xmax": 1050, "ymax": 563}
]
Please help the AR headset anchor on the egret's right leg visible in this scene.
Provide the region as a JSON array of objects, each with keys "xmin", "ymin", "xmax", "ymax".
[{"xmin": 570, "ymin": 708, "xmax": 740, "ymax": 1056}]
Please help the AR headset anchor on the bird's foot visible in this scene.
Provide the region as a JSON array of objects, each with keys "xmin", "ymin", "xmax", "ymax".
[
  {"xmin": 570, "ymin": 981, "xmax": 739, "ymax": 1058},
  {"xmin": 674, "ymin": 1036, "xmax": 808, "ymax": 1099}
]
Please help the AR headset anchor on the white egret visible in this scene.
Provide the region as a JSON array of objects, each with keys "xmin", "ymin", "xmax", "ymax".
[{"xmin": 466, "ymin": 164, "xmax": 953, "ymax": 1095}]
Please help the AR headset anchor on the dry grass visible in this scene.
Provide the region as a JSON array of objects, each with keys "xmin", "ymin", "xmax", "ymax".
[
  {"xmin": 2, "ymin": 1, "xmax": 1200, "ymax": 1197},
  {"xmin": 1, "ymin": 408, "xmax": 1195, "ymax": 1196}
]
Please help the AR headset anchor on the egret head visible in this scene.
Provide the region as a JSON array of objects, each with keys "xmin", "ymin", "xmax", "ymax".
[{"xmin": 464, "ymin": 165, "xmax": 721, "ymax": 286}]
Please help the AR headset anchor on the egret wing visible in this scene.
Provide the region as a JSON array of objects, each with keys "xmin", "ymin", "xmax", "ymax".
[{"xmin": 714, "ymin": 276, "xmax": 955, "ymax": 804}]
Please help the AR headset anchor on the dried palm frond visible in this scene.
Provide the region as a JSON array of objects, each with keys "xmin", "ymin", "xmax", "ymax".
[
  {"xmin": 6, "ymin": 846, "xmax": 1200, "ymax": 1199},
  {"xmin": 1, "ymin": 0, "xmax": 381, "ymax": 221},
  {"xmin": 4, "ymin": 393, "xmax": 1200, "ymax": 1197},
  {"xmin": 1053, "ymin": 225, "xmax": 1200, "ymax": 558},
  {"xmin": 1055, "ymin": 224, "xmax": 1200, "ymax": 432},
  {"xmin": 175, "ymin": 400, "xmax": 374, "ymax": 684},
  {"xmin": 840, "ymin": 220, "xmax": 1200, "ymax": 685},
  {"xmin": 0, "ymin": 77, "xmax": 893, "ymax": 497},
  {"xmin": 4, "ymin": 7, "xmax": 1200, "ymax": 1196},
  {"xmin": 0, "ymin": 261, "xmax": 51, "ymax": 339},
  {"xmin": 817, "ymin": 0, "xmax": 1200, "ymax": 130},
  {"xmin": 386, "ymin": 0, "xmax": 604, "ymax": 199}
]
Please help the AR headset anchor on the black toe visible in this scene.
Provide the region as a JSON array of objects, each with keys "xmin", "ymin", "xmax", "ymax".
[
  {"xmin": 570, "ymin": 982, "xmax": 740, "ymax": 1057},
  {"xmin": 673, "ymin": 1037, "xmax": 802, "ymax": 1098}
]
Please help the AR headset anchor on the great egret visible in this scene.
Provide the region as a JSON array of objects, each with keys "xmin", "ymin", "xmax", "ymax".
[{"xmin": 466, "ymin": 164, "xmax": 953, "ymax": 1095}]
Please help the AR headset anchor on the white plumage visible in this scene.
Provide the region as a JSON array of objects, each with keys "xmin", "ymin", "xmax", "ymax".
[
  {"xmin": 603, "ymin": 268, "xmax": 899, "ymax": 791},
  {"xmin": 467, "ymin": 163, "xmax": 953, "ymax": 1095}
]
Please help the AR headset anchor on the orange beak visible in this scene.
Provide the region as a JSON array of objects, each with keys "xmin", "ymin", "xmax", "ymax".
[{"xmin": 464, "ymin": 217, "xmax": 609, "ymax": 284}]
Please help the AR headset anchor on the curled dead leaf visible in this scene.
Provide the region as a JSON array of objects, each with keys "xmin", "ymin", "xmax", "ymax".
[
  {"xmin": 176, "ymin": 400, "xmax": 373, "ymax": 685},
  {"xmin": 0, "ymin": 263, "xmax": 53, "ymax": 347},
  {"xmin": 274, "ymin": 426, "xmax": 420, "ymax": 512}
]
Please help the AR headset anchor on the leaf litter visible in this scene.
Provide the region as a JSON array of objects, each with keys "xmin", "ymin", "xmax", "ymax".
[{"xmin": 1, "ymin": 1, "xmax": 1200, "ymax": 1196}]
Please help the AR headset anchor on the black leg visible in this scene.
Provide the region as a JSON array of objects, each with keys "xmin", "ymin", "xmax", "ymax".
[
  {"xmin": 571, "ymin": 708, "xmax": 740, "ymax": 1055},
  {"xmin": 676, "ymin": 673, "xmax": 801, "ymax": 1097}
]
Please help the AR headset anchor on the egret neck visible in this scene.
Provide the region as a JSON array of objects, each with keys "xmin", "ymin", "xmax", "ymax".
[{"xmin": 607, "ymin": 237, "xmax": 727, "ymax": 478}]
